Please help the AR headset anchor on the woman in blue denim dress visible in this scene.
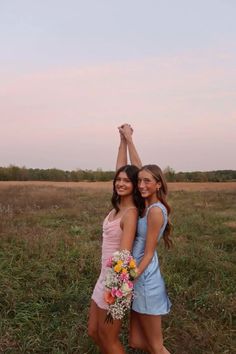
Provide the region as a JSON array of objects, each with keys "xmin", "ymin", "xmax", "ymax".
[{"xmin": 118, "ymin": 124, "xmax": 172, "ymax": 354}]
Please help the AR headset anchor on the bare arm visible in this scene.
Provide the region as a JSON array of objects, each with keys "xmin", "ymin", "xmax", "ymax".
[
  {"xmin": 115, "ymin": 127, "xmax": 127, "ymax": 171},
  {"xmin": 120, "ymin": 125, "xmax": 142, "ymax": 168},
  {"xmin": 119, "ymin": 209, "xmax": 138, "ymax": 251},
  {"xmin": 136, "ymin": 207, "xmax": 163, "ymax": 276}
]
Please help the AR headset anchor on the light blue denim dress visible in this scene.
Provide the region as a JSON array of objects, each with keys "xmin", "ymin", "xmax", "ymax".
[{"xmin": 132, "ymin": 202, "xmax": 171, "ymax": 315}]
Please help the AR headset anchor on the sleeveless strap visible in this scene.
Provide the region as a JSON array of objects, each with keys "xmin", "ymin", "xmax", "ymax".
[
  {"xmin": 147, "ymin": 202, "xmax": 167, "ymax": 216},
  {"xmin": 107, "ymin": 207, "xmax": 137, "ymax": 223}
]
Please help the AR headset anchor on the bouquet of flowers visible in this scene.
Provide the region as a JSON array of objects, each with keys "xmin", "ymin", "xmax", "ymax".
[{"xmin": 104, "ymin": 249, "xmax": 138, "ymax": 322}]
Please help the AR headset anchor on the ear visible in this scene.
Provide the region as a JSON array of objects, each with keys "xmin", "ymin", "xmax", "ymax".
[{"xmin": 156, "ymin": 181, "xmax": 162, "ymax": 190}]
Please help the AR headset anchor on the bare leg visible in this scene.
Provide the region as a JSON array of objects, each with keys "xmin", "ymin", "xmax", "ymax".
[
  {"xmin": 97, "ymin": 306, "xmax": 126, "ymax": 354},
  {"xmin": 130, "ymin": 312, "xmax": 170, "ymax": 354},
  {"xmin": 87, "ymin": 300, "xmax": 107, "ymax": 353},
  {"xmin": 129, "ymin": 310, "xmax": 149, "ymax": 351}
]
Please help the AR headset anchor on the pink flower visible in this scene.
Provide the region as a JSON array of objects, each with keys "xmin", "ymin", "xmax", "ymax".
[
  {"xmin": 127, "ymin": 281, "xmax": 133, "ymax": 289},
  {"xmin": 115, "ymin": 289, "xmax": 123, "ymax": 298},
  {"xmin": 119, "ymin": 273, "xmax": 129, "ymax": 281},
  {"xmin": 111, "ymin": 287, "xmax": 117, "ymax": 297}
]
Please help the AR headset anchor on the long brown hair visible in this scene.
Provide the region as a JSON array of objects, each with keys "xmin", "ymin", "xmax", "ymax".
[{"xmin": 140, "ymin": 164, "xmax": 173, "ymax": 248}]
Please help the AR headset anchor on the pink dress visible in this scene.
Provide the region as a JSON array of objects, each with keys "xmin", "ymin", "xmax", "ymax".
[{"xmin": 91, "ymin": 211, "xmax": 123, "ymax": 310}]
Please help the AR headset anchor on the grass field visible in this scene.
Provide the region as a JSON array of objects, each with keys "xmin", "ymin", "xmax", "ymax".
[{"xmin": 0, "ymin": 182, "xmax": 236, "ymax": 353}]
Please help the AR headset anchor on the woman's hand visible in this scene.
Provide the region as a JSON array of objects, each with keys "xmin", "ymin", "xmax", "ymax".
[
  {"xmin": 116, "ymin": 124, "xmax": 129, "ymax": 169},
  {"xmin": 117, "ymin": 123, "xmax": 142, "ymax": 168},
  {"xmin": 118, "ymin": 126, "xmax": 126, "ymax": 141},
  {"xmin": 118, "ymin": 123, "xmax": 133, "ymax": 143}
]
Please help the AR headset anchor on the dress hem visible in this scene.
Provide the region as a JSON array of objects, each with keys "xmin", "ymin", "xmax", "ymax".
[
  {"xmin": 91, "ymin": 296, "xmax": 108, "ymax": 311},
  {"xmin": 131, "ymin": 306, "xmax": 171, "ymax": 316}
]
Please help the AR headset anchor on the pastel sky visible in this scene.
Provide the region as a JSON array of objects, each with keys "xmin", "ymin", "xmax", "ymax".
[{"xmin": 1, "ymin": 0, "xmax": 235, "ymax": 172}]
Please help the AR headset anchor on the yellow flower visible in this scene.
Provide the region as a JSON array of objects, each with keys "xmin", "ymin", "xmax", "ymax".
[
  {"xmin": 114, "ymin": 264, "xmax": 122, "ymax": 273},
  {"xmin": 122, "ymin": 268, "xmax": 128, "ymax": 274},
  {"xmin": 129, "ymin": 260, "xmax": 136, "ymax": 269},
  {"xmin": 117, "ymin": 260, "xmax": 123, "ymax": 267}
]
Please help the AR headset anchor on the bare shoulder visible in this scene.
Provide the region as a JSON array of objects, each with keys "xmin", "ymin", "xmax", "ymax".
[
  {"xmin": 122, "ymin": 208, "xmax": 138, "ymax": 225},
  {"xmin": 125, "ymin": 207, "xmax": 138, "ymax": 219},
  {"xmin": 147, "ymin": 206, "xmax": 163, "ymax": 223}
]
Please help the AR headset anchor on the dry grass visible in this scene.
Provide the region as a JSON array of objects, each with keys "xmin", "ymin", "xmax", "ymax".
[
  {"xmin": 0, "ymin": 184, "xmax": 235, "ymax": 353},
  {"xmin": 1, "ymin": 180, "xmax": 236, "ymax": 192}
]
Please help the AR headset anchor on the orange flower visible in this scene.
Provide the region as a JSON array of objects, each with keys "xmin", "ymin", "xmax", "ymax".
[{"xmin": 104, "ymin": 291, "xmax": 115, "ymax": 305}]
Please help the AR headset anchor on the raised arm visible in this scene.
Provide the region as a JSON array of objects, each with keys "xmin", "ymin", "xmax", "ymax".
[
  {"xmin": 115, "ymin": 126, "xmax": 128, "ymax": 171},
  {"xmin": 119, "ymin": 125, "xmax": 142, "ymax": 168}
]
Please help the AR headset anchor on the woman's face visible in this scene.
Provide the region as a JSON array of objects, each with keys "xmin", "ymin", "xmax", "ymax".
[
  {"xmin": 138, "ymin": 169, "xmax": 161, "ymax": 199},
  {"xmin": 115, "ymin": 171, "xmax": 134, "ymax": 197}
]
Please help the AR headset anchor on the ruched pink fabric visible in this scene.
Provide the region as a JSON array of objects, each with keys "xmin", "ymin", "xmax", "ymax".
[{"xmin": 91, "ymin": 212, "xmax": 122, "ymax": 309}]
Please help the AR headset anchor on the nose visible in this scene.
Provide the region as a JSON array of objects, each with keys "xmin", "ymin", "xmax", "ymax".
[
  {"xmin": 117, "ymin": 179, "xmax": 124, "ymax": 186},
  {"xmin": 139, "ymin": 180, "xmax": 145, "ymax": 189}
]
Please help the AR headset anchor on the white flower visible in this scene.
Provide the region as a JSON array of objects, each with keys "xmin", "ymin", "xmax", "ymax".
[{"xmin": 121, "ymin": 282, "xmax": 131, "ymax": 294}]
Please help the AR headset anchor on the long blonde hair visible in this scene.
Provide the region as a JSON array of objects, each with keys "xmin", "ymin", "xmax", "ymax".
[{"xmin": 140, "ymin": 164, "xmax": 173, "ymax": 248}]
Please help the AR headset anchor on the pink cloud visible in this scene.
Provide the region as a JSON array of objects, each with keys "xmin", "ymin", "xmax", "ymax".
[{"xmin": 1, "ymin": 50, "xmax": 235, "ymax": 170}]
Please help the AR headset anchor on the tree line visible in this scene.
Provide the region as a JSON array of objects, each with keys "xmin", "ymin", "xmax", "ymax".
[{"xmin": 0, "ymin": 165, "xmax": 235, "ymax": 182}]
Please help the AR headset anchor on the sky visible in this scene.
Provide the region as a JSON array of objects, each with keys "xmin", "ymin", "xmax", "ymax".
[{"xmin": 0, "ymin": 0, "xmax": 235, "ymax": 172}]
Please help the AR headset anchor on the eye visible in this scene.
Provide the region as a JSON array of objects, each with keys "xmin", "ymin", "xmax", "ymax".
[{"xmin": 124, "ymin": 178, "xmax": 131, "ymax": 183}]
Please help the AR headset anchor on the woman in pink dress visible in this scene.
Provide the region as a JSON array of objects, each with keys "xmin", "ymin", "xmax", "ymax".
[{"xmin": 88, "ymin": 125, "xmax": 143, "ymax": 354}]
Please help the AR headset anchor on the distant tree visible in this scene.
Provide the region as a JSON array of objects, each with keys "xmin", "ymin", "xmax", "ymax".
[
  {"xmin": 0, "ymin": 165, "xmax": 235, "ymax": 182},
  {"xmin": 163, "ymin": 166, "xmax": 176, "ymax": 182},
  {"xmin": 0, "ymin": 167, "xmax": 8, "ymax": 180}
]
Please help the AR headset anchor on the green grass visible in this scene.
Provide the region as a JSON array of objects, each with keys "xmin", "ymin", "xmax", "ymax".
[{"xmin": 0, "ymin": 185, "xmax": 235, "ymax": 353}]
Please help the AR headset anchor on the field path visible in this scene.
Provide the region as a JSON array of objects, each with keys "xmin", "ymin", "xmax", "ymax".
[{"xmin": 0, "ymin": 181, "xmax": 236, "ymax": 191}]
